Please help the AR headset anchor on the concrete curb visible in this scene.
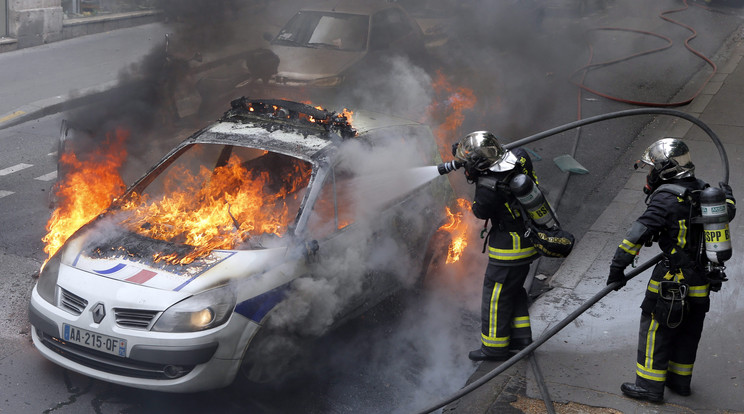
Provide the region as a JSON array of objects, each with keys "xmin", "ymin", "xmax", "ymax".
[{"xmin": 0, "ymin": 80, "xmax": 119, "ymax": 130}]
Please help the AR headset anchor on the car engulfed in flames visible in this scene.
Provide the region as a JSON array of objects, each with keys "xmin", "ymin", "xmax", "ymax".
[{"xmin": 29, "ymin": 98, "xmax": 454, "ymax": 392}]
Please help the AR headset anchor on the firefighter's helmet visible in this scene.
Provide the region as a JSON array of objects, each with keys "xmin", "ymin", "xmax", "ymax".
[
  {"xmin": 455, "ymin": 131, "xmax": 517, "ymax": 172},
  {"xmin": 636, "ymin": 138, "xmax": 695, "ymax": 180}
]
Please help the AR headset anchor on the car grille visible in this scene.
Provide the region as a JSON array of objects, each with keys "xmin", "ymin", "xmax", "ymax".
[
  {"xmin": 60, "ymin": 288, "xmax": 88, "ymax": 315},
  {"xmin": 38, "ymin": 330, "xmax": 194, "ymax": 380},
  {"xmin": 57, "ymin": 289, "xmax": 159, "ymax": 330},
  {"xmin": 115, "ymin": 308, "xmax": 160, "ymax": 330}
]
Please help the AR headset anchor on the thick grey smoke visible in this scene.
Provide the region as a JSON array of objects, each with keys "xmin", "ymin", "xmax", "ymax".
[
  {"xmin": 342, "ymin": 54, "xmax": 434, "ymax": 121},
  {"xmin": 264, "ymin": 128, "xmax": 448, "ymax": 336},
  {"xmin": 56, "ymin": 0, "xmax": 607, "ymax": 405}
]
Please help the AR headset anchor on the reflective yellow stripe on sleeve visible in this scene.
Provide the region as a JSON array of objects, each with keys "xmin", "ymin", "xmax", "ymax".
[{"xmin": 619, "ymin": 239, "xmax": 642, "ymax": 255}]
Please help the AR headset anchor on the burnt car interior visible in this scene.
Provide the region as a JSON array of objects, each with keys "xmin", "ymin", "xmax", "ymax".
[{"xmin": 80, "ymin": 99, "xmax": 358, "ymax": 268}]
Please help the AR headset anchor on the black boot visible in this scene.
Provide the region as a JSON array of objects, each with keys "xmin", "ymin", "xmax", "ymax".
[
  {"xmin": 620, "ymin": 382, "xmax": 663, "ymax": 403},
  {"xmin": 468, "ymin": 348, "xmax": 510, "ymax": 362}
]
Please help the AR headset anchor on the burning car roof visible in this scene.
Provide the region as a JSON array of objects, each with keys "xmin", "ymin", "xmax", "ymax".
[{"xmin": 189, "ymin": 98, "xmax": 423, "ymax": 161}]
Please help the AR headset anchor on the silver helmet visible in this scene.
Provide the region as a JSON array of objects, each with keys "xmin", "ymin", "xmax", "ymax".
[
  {"xmin": 637, "ymin": 138, "xmax": 695, "ymax": 180},
  {"xmin": 455, "ymin": 131, "xmax": 517, "ymax": 172}
]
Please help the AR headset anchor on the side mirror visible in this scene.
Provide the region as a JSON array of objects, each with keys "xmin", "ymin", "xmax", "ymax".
[{"xmin": 262, "ymin": 32, "xmax": 273, "ymax": 42}]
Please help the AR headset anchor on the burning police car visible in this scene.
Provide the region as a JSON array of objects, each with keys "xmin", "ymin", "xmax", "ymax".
[{"xmin": 29, "ymin": 98, "xmax": 453, "ymax": 393}]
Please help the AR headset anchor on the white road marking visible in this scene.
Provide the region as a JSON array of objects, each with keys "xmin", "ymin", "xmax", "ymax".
[
  {"xmin": 35, "ymin": 171, "xmax": 58, "ymax": 181},
  {"xmin": 0, "ymin": 190, "xmax": 14, "ymax": 198},
  {"xmin": 0, "ymin": 163, "xmax": 33, "ymax": 176}
]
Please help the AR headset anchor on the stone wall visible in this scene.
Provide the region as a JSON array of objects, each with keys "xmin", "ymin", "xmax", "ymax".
[
  {"xmin": 9, "ymin": 0, "xmax": 64, "ymax": 49},
  {"xmin": 2, "ymin": 0, "xmax": 160, "ymax": 53}
]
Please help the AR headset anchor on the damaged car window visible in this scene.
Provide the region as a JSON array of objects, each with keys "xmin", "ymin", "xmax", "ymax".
[
  {"xmin": 106, "ymin": 143, "xmax": 312, "ymax": 263},
  {"xmin": 307, "ymin": 168, "xmax": 358, "ymax": 239},
  {"xmin": 275, "ymin": 11, "xmax": 369, "ymax": 52}
]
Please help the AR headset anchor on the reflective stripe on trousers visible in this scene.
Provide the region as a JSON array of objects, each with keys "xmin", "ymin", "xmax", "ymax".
[{"xmin": 480, "ymin": 263, "xmax": 532, "ymax": 351}]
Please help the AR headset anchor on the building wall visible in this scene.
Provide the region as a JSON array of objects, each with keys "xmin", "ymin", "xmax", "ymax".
[
  {"xmin": 9, "ymin": 0, "xmax": 63, "ymax": 48},
  {"xmin": 1, "ymin": 0, "xmax": 159, "ymax": 53},
  {"xmin": 2, "ymin": 0, "xmax": 8, "ymax": 37}
]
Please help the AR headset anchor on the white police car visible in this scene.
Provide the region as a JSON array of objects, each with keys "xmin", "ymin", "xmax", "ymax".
[{"xmin": 29, "ymin": 98, "xmax": 453, "ymax": 392}]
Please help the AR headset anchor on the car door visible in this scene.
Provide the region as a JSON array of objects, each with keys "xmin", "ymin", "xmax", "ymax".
[{"xmin": 304, "ymin": 164, "xmax": 399, "ymax": 320}]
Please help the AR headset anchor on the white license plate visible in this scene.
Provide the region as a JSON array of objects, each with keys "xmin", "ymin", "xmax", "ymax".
[{"xmin": 63, "ymin": 324, "xmax": 127, "ymax": 357}]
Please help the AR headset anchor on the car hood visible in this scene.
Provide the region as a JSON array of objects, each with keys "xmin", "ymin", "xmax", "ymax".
[
  {"xmin": 60, "ymin": 228, "xmax": 293, "ymax": 295},
  {"xmin": 270, "ymin": 44, "xmax": 365, "ymax": 80}
]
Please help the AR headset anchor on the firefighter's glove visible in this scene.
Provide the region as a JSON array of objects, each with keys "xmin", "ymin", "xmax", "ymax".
[
  {"xmin": 451, "ymin": 142, "xmax": 459, "ymax": 157},
  {"xmin": 606, "ymin": 266, "xmax": 627, "ymax": 291},
  {"xmin": 707, "ymin": 267, "xmax": 727, "ymax": 292},
  {"xmin": 709, "ymin": 279, "xmax": 723, "ymax": 292},
  {"xmin": 464, "ymin": 155, "xmax": 487, "ymax": 180},
  {"xmin": 719, "ymin": 181, "xmax": 734, "ymax": 199},
  {"xmin": 719, "ymin": 181, "xmax": 736, "ymax": 221}
]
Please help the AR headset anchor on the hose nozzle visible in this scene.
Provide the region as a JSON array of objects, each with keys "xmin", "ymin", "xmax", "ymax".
[{"xmin": 437, "ymin": 160, "xmax": 464, "ymax": 175}]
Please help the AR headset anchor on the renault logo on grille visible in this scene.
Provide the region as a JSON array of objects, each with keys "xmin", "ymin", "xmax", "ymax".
[{"xmin": 91, "ymin": 302, "xmax": 106, "ymax": 324}]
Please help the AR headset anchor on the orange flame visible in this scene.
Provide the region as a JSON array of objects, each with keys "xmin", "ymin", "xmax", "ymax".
[
  {"xmin": 42, "ymin": 129, "xmax": 129, "ymax": 264},
  {"xmin": 116, "ymin": 154, "xmax": 311, "ymax": 265},
  {"xmin": 438, "ymin": 198, "xmax": 473, "ymax": 264},
  {"xmin": 42, "ymin": 129, "xmax": 313, "ymax": 267},
  {"xmin": 341, "ymin": 108, "xmax": 354, "ymax": 124},
  {"xmin": 428, "ymin": 70, "xmax": 477, "ymax": 160},
  {"xmin": 427, "ymin": 72, "xmax": 477, "ymax": 263}
]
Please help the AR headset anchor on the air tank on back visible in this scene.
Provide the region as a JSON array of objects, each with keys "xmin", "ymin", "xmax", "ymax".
[{"xmin": 509, "ymin": 173, "xmax": 558, "ymax": 229}]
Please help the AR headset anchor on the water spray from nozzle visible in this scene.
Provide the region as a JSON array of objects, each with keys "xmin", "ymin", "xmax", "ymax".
[{"xmin": 437, "ymin": 160, "xmax": 464, "ymax": 175}]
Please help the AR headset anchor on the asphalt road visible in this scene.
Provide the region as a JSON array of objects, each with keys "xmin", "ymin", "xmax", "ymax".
[{"xmin": 2, "ymin": 0, "xmax": 744, "ymax": 412}]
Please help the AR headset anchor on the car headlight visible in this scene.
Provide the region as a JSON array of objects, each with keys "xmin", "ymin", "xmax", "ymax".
[
  {"xmin": 36, "ymin": 256, "xmax": 61, "ymax": 304},
  {"xmin": 152, "ymin": 285, "xmax": 236, "ymax": 333},
  {"xmin": 310, "ymin": 75, "xmax": 344, "ymax": 88}
]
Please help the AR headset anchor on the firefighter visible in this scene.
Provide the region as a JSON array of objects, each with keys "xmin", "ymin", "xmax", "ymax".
[
  {"xmin": 453, "ymin": 131, "xmax": 539, "ymax": 361},
  {"xmin": 606, "ymin": 138, "xmax": 736, "ymax": 402}
]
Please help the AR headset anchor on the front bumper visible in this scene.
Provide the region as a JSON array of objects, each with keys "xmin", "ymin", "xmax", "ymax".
[{"xmin": 28, "ymin": 284, "xmax": 258, "ymax": 393}]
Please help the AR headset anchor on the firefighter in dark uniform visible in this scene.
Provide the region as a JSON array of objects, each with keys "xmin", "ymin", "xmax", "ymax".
[
  {"xmin": 453, "ymin": 131, "xmax": 539, "ymax": 361},
  {"xmin": 606, "ymin": 138, "xmax": 736, "ymax": 402}
]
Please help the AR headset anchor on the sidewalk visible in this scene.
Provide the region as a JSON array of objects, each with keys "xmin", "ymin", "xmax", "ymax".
[
  {"xmin": 448, "ymin": 28, "xmax": 744, "ymax": 414},
  {"xmin": 0, "ymin": 22, "xmax": 169, "ymax": 129}
]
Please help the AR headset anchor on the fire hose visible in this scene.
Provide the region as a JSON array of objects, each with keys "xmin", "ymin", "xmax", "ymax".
[{"xmin": 421, "ymin": 107, "xmax": 730, "ymax": 414}]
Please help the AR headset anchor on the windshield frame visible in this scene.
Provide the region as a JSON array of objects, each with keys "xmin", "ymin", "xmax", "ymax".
[{"xmin": 273, "ymin": 11, "xmax": 371, "ymax": 52}]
